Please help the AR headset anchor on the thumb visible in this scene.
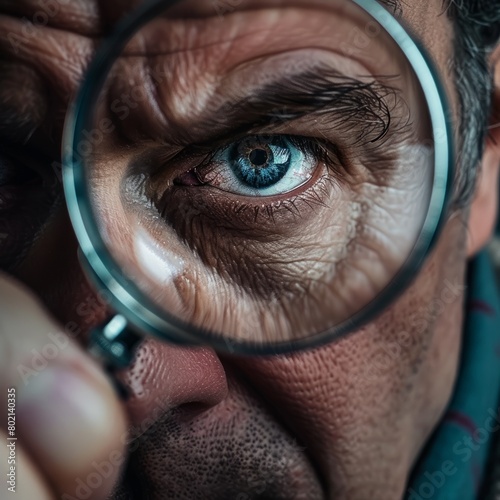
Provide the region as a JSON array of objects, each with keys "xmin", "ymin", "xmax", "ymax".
[{"xmin": 0, "ymin": 273, "xmax": 128, "ymax": 499}]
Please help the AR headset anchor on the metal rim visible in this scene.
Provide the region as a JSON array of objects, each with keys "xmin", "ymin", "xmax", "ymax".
[{"xmin": 62, "ymin": 0, "xmax": 454, "ymax": 356}]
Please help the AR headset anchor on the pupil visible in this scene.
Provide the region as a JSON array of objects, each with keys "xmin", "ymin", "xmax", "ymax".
[
  {"xmin": 229, "ymin": 138, "xmax": 291, "ymax": 190},
  {"xmin": 249, "ymin": 149, "xmax": 268, "ymax": 167}
]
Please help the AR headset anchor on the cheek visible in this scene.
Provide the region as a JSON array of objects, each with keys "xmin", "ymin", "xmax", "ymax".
[{"xmin": 235, "ymin": 215, "xmax": 467, "ymax": 488}]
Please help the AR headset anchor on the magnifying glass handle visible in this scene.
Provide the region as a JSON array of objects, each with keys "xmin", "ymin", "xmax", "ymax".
[{"xmin": 88, "ymin": 315, "xmax": 143, "ymax": 369}]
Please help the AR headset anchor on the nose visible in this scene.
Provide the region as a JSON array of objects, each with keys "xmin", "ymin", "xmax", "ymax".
[{"xmin": 117, "ymin": 340, "xmax": 228, "ymax": 425}]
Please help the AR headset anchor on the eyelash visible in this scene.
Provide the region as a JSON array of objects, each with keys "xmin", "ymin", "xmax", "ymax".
[
  {"xmin": 150, "ymin": 133, "xmax": 346, "ymax": 227},
  {"xmin": 183, "ymin": 134, "xmax": 345, "ymax": 187},
  {"xmin": 224, "ymin": 172, "xmax": 338, "ymax": 224}
]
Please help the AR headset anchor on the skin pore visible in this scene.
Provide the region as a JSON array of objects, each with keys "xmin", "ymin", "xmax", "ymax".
[{"xmin": 0, "ymin": 0, "xmax": 499, "ymax": 499}]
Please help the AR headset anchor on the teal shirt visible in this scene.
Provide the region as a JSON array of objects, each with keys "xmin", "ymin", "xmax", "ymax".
[{"xmin": 407, "ymin": 252, "xmax": 500, "ymax": 499}]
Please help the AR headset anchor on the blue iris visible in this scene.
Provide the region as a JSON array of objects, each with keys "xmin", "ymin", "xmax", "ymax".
[{"xmin": 228, "ymin": 137, "xmax": 292, "ymax": 189}]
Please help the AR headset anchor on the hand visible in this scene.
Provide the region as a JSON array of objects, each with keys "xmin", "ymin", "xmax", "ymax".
[{"xmin": 0, "ymin": 273, "xmax": 127, "ymax": 499}]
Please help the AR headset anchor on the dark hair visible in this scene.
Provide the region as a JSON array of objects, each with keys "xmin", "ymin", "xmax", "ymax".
[{"xmin": 448, "ymin": 0, "xmax": 500, "ymax": 206}]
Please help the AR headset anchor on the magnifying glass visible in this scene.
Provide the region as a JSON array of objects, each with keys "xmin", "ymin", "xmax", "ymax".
[{"xmin": 62, "ymin": 0, "xmax": 453, "ymax": 366}]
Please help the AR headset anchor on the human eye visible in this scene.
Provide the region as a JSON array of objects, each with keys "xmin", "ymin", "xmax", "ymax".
[
  {"xmin": 142, "ymin": 71, "xmax": 397, "ymax": 235},
  {"xmin": 146, "ymin": 130, "xmax": 344, "ymax": 236},
  {"xmin": 194, "ymin": 135, "xmax": 322, "ymax": 198}
]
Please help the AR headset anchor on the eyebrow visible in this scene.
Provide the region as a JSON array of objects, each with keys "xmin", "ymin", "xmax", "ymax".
[
  {"xmin": 181, "ymin": 0, "xmax": 407, "ymax": 147},
  {"xmin": 175, "ymin": 67, "xmax": 403, "ymax": 149},
  {"xmin": 377, "ymin": 0, "xmax": 403, "ymax": 16}
]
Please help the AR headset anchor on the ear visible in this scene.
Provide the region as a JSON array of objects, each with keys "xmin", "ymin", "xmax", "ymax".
[{"xmin": 467, "ymin": 44, "xmax": 500, "ymax": 256}]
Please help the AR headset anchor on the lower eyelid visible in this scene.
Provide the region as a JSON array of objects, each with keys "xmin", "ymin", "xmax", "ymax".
[{"xmin": 154, "ymin": 166, "xmax": 338, "ymax": 240}]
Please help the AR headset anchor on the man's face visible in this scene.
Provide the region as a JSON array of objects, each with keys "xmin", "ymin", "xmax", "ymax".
[{"xmin": 0, "ymin": 0, "xmax": 475, "ymax": 498}]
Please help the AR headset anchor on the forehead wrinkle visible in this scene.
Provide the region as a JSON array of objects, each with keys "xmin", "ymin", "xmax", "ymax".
[{"xmin": 111, "ymin": 2, "xmax": 414, "ymax": 147}]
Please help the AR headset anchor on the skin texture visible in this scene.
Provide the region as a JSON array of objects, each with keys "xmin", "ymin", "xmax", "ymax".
[
  {"xmin": 0, "ymin": 0, "xmax": 499, "ymax": 499},
  {"xmin": 85, "ymin": 5, "xmax": 433, "ymax": 344}
]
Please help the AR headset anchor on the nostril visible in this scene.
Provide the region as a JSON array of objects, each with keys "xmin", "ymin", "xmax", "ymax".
[{"xmin": 116, "ymin": 339, "xmax": 228, "ymax": 427}]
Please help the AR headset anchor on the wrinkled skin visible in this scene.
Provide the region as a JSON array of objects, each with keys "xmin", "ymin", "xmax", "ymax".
[{"xmin": 0, "ymin": 1, "xmax": 499, "ymax": 499}]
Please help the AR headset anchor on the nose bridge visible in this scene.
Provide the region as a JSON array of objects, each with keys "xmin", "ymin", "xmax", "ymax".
[{"xmin": 117, "ymin": 340, "xmax": 229, "ymax": 425}]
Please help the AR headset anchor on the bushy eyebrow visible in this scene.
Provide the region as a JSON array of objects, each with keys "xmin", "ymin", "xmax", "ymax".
[{"xmin": 181, "ymin": 67, "xmax": 403, "ymax": 149}]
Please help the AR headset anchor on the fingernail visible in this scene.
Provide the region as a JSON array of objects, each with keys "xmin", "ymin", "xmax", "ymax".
[{"xmin": 16, "ymin": 364, "xmax": 119, "ymax": 472}]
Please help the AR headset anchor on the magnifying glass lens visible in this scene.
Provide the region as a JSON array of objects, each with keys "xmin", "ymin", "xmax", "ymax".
[{"xmin": 66, "ymin": 0, "xmax": 450, "ymax": 353}]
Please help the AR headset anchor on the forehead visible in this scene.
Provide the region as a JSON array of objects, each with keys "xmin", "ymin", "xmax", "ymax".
[
  {"xmin": 166, "ymin": 0, "xmax": 453, "ymax": 78},
  {"xmin": 162, "ymin": 0, "xmax": 450, "ymax": 53},
  {"xmin": 373, "ymin": 0, "xmax": 455, "ymax": 98}
]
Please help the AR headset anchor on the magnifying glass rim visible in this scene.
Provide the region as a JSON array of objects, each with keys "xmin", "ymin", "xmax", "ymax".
[{"xmin": 63, "ymin": 0, "xmax": 454, "ymax": 355}]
